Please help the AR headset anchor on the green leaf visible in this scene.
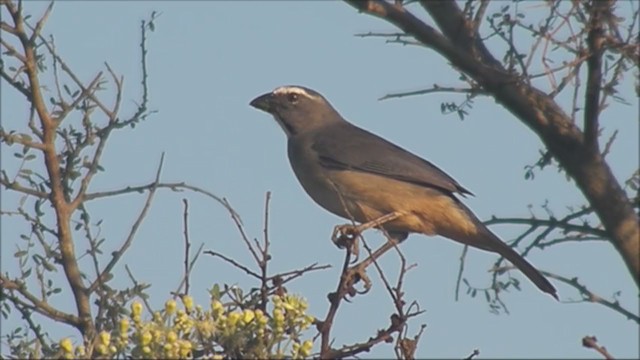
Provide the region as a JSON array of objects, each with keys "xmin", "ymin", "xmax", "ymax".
[
  {"xmin": 42, "ymin": 259, "xmax": 57, "ymax": 272},
  {"xmin": 210, "ymin": 284, "xmax": 221, "ymax": 301}
]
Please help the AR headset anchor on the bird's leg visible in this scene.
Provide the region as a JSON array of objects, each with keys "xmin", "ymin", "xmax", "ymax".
[
  {"xmin": 331, "ymin": 224, "xmax": 360, "ymax": 253},
  {"xmin": 332, "ymin": 212, "xmax": 404, "ymax": 296},
  {"xmin": 342, "ymin": 237, "xmax": 405, "ymax": 297},
  {"xmin": 351, "ymin": 236, "xmax": 402, "ymax": 271},
  {"xmin": 331, "ymin": 211, "xmax": 404, "ymax": 263}
]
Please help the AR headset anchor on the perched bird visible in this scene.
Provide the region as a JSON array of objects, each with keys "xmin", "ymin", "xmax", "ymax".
[{"xmin": 250, "ymin": 85, "xmax": 557, "ymax": 299}]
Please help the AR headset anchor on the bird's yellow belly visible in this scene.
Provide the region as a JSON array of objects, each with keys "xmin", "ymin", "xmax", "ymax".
[{"xmin": 309, "ymin": 170, "xmax": 478, "ymax": 238}]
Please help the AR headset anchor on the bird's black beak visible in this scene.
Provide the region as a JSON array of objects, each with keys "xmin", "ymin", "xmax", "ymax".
[{"xmin": 249, "ymin": 92, "xmax": 274, "ymax": 113}]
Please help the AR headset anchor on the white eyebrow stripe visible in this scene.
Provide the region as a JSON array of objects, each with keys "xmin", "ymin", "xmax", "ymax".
[{"xmin": 273, "ymin": 86, "xmax": 317, "ymax": 99}]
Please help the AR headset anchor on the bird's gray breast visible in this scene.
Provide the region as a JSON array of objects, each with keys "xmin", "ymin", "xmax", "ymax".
[{"xmin": 287, "ymin": 133, "xmax": 353, "ymax": 219}]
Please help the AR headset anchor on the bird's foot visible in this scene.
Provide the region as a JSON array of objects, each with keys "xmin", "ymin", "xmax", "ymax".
[
  {"xmin": 331, "ymin": 224, "xmax": 361, "ymax": 263},
  {"xmin": 341, "ymin": 235, "xmax": 403, "ymax": 298},
  {"xmin": 331, "ymin": 212, "xmax": 404, "ymax": 263},
  {"xmin": 342, "ymin": 262, "xmax": 372, "ymax": 298}
]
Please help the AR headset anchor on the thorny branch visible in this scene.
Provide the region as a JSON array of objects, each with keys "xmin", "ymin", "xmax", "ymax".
[
  {"xmin": 490, "ymin": 206, "xmax": 607, "ymax": 263},
  {"xmin": 541, "ymin": 271, "xmax": 639, "ymax": 324},
  {"xmin": 204, "ymin": 193, "xmax": 332, "ymax": 309},
  {"xmin": 317, "ymin": 212, "xmax": 425, "ymax": 359},
  {"xmin": 182, "ymin": 199, "xmax": 192, "ymax": 295}
]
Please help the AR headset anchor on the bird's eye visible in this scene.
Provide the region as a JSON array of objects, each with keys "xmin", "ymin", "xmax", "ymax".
[{"xmin": 287, "ymin": 93, "xmax": 299, "ymax": 103}]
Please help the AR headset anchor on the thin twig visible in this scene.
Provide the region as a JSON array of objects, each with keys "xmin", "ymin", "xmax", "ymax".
[
  {"xmin": 541, "ymin": 270, "xmax": 639, "ymax": 323},
  {"xmin": 125, "ymin": 265, "xmax": 154, "ymax": 315},
  {"xmin": 88, "ymin": 153, "xmax": 165, "ymax": 293},
  {"xmin": 174, "ymin": 243, "xmax": 205, "ymax": 298},
  {"xmin": 259, "ymin": 191, "xmax": 272, "ymax": 311},
  {"xmin": 182, "ymin": 199, "xmax": 191, "ymax": 295},
  {"xmin": 379, "ymin": 85, "xmax": 485, "ymax": 101},
  {"xmin": 454, "ymin": 245, "xmax": 469, "ymax": 301},
  {"xmin": 204, "ymin": 250, "xmax": 261, "ymax": 280},
  {"xmin": 484, "ymin": 213, "xmax": 606, "ymax": 240}
]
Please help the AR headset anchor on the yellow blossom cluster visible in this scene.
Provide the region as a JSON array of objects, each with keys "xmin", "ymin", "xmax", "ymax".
[{"xmin": 54, "ymin": 292, "xmax": 316, "ymax": 359}]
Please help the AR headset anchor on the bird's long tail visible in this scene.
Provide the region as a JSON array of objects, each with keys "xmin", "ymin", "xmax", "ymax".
[{"xmin": 477, "ymin": 227, "xmax": 558, "ymax": 300}]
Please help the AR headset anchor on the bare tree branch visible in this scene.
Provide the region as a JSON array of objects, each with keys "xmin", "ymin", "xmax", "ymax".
[
  {"xmin": 379, "ymin": 84, "xmax": 486, "ymax": 101},
  {"xmin": 0, "ymin": 275, "xmax": 81, "ymax": 327},
  {"xmin": 583, "ymin": 0, "xmax": 610, "ymax": 151}
]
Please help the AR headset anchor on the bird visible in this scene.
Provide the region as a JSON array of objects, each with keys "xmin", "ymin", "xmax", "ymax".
[{"xmin": 249, "ymin": 85, "xmax": 558, "ymax": 299}]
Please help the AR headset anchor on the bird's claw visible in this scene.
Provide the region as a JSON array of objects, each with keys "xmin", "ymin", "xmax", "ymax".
[
  {"xmin": 331, "ymin": 224, "xmax": 361, "ymax": 263},
  {"xmin": 343, "ymin": 263, "xmax": 372, "ymax": 299}
]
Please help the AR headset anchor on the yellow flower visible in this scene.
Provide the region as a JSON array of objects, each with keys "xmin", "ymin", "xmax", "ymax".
[
  {"xmin": 282, "ymin": 302, "xmax": 294, "ymax": 311},
  {"xmin": 179, "ymin": 340, "xmax": 192, "ymax": 357},
  {"xmin": 273, "ymin": 308, "xmax": 285, "ymax": 323},
  {"xmin": 301, "ymin": 315, "xmax": 315, "ymax": 329},
  {"xmin": 140, "ymin": 331, "xmax": 153, "ymax": 346},
  {"xmin": 59, "ymin": 338, "xmax": 73, "ymax": 353},
  {"xmin": 131, "ymin": 301, "xmax": 143, "ymax": 317},
  {"xmin": 109, "ymin": 345, "xmax": 117, "ymax": 354},
  {"xmin": 99, "ymin": 331, "xmax": 111, "ymax": 346},
  {"xmin": 227, "ymin": 311, "xmax": 241, "ymax": 327},
  {"xmin": 119, "ymin": 318, "xmax": 130, "ymax": 334},
  {"xmin": 167, "ymin": 330, "xmax": 178, "ymax": 343},
  {"xmin": 165, "ymin": 299, "xmax": 177, "ymax": 314},
  {"xmin": 256, "ymin": 310, "xmax": 268, "ymax": 327},
  {"xmin": 182, "ymin": 295, "xmax": 194, "ymax": 311},
  {"xmin": 292, "ymin": 342, "xmax": 301, "ymax": 358},
  {"xmin": 211, "ymin": 300, "xmax": 223, "ymax": 315},
  {"xmin": 142, "ymin": 345, "xmax": 151, "ymax": 354},
  {"xmin": 242, "ymin": 309, "xmax": 255, "ymax": 324},
  {"xmin": 174, "ymin": 311, "xmax": 194, "ymax": 333},
  {"xmin": 197, "ymin": 320, "xmax": 215, "ymax": 338},
  {"xmin": 255, "ymin": 309, "xmax": 264, "ymax": 319},
  {"xmin": 301, "ymin": 340, "xmax": 313, "ymax": 356}
]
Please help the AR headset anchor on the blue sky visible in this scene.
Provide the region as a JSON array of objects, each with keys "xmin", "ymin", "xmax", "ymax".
[{"xmin": 2, "ymin": 2, "xmax": 638, "ymax": 358}]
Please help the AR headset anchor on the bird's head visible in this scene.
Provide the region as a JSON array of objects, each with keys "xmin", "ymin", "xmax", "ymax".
[{"xmin": 250, "ymin": 86, "xmax": 342, "ymax": 136}]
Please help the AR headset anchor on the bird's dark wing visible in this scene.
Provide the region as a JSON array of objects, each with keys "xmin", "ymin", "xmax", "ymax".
[{"xmin": 312, "ymin": 123, "xmax": 473, "ymax": 196}]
